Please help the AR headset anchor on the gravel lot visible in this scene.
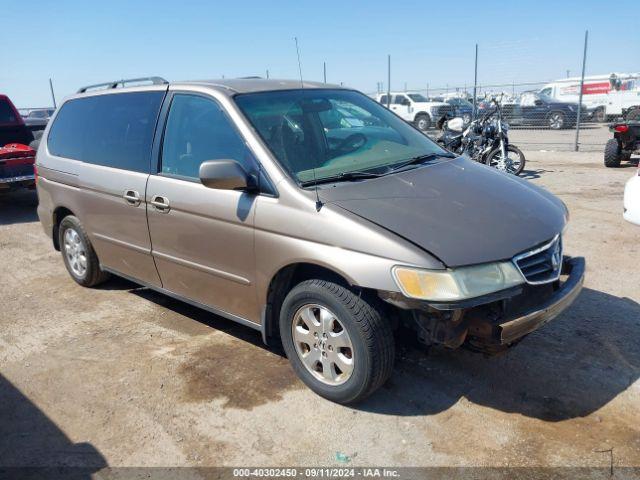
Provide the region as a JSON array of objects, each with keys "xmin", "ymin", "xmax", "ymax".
[{"xmin": 1, "ymin": 145, "xmax": 639, "ymax": 472}]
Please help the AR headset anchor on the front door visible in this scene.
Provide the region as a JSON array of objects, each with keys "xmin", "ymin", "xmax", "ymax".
[
  {"xmin": 146, "ymin": 92, "xmax": 259, "ymax": 323},
  {"xmin": 390, "ymin": 94, "xmax": 412, "ymax": 120}
]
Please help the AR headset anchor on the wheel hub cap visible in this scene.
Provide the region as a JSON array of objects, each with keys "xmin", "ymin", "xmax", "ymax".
[{"xmin": 292, "ymin": 304, "xmax": 354, "ymax": 386}]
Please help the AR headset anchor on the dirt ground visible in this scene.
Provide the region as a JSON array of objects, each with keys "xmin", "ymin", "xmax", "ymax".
[{"xmin": 0, "ymin": 146, "xmax": 639, "ymax": 472}]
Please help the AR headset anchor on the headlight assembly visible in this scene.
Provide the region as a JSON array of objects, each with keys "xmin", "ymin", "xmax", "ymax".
[{"xmin": 392, "ymin": 262, "xmax": 524, "ymax": 302}]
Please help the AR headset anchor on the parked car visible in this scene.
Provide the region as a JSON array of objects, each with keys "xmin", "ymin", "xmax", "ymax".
[
  {"xmin": 540, "ymin": 73, "xmax": 640, "ymax": 122},
  {"xmin": 624, "ymin": 168, "xmax": 640, "ymax": 226},
  {"xmin": 22, "ymin": 108, "xmax": 55, "ymax": 130},
  {"xmin": 376, "ymin": 92, "xmax": 452, "ymax": 131},
  {"xmin": 433, "ymin": 97, "xmax": 474, "ymax": 124},
  {"xmin": 502, "ymin": 91, "xmax": 581, "ymax": 130},
  {"xmin": 36, "ymin": 77, "xmax": 585, "ymax": 404},
  {"xmin": 604, "ymin": 120, "xmax": 640, "ymax": 168},
  {"xmin": 0, "ymin": 94, "xmax": 37, "ymax": 191}
]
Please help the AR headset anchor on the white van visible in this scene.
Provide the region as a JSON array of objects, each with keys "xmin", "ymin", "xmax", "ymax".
[{"xmin": 540, "ymin": 73, "xmax": 640, "ymax": 122}]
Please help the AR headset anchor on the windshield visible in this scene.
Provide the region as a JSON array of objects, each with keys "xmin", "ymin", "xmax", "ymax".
[
  {"xmin": 407, "ymin": 93, "xmax": 429, "ymax": 102},
  {"xmin": 235, "ymin": 89, "xmax": 449, "ymax": 184}
]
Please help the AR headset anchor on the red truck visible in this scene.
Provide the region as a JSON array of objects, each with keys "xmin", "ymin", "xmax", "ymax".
[{"xmin": 0, "ymin": 94, "xmax": 38, "ymax": 191}]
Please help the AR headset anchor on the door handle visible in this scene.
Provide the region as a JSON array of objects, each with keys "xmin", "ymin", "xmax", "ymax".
[
  {"xmin": 123, "ymin": 189, "xmax": 141, "ymax": 207},
  {"xmin": 151, "ymin": 195, "xmax": 171, "ymax": 213}
]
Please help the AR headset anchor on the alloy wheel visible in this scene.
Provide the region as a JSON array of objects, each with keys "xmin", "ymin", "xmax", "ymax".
[
  {"xmin": 291, "ymin": 304, "xmax": 354, "ymax": 386},
  {"xmin": 64, "ymin": 228, "xmax": 87, "ymax": 278},
  {"xmin": 549, "ymin": 113, "xmax": 564, "ymax": 129}
]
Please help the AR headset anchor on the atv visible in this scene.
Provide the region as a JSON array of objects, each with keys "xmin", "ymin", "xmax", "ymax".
[{"xmin": 604, "ymin": 120, "xmax": 640, "ymax": 168}]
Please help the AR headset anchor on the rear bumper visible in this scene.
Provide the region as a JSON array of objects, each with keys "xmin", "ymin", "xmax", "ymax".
[{"xmin": 498, "ymin": 256, "xmax": 585, "ymax": 344}]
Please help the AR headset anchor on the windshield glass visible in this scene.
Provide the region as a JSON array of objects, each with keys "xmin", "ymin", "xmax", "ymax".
[
  {"xmin": 407, "ymin": 93, "xmax": 429, "ymax": 102},
  {"xmin": 235, "ymin": 89, "xmax": 448, "ymax": 184}
]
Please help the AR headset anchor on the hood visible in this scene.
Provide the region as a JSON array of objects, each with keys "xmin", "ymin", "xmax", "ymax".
[
  {"xmin": 414, "ymin": 101, "xmax": 448, "ymax": 108},
  {"xmin": 320, "ymin": 157, "xmax": 566, "ymax": 267}
]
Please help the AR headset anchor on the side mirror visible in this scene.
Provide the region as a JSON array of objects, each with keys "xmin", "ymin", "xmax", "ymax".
[{"xmin": 199, "ymin": 160, "xmax": 256, "ymax": 191}]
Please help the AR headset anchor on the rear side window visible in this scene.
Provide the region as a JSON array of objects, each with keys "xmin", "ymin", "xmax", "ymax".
[{"xmin": 48, "ymin": 91, "xmax": 164, "ymax": 173}]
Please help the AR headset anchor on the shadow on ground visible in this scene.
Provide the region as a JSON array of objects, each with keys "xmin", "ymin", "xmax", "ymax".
[
  {"xmin": 361, "ymin": 287, "xmax": 640, "ymax": 421},
  {"xmin": 110, "ymin": 278, "xmax": 640, "ymax": 422},
  {"xmin": 0, "ymin": 374, "xmax": 106, "ymax": 478},
  {"xmin": 0, "ymin": 190, "xmax": 38, "ymax": 225}
]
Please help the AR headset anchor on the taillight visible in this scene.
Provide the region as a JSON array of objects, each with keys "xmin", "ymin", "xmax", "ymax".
[{"xmin": 614, "ymin": 124, "xmax": 629, "ymax": 133}]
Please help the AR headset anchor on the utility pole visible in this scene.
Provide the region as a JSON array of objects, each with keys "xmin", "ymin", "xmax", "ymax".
[
  {"xmin": 266, "ymin": 69, "xmax": 270, "ymax": 79},
  {"xmin": 49, "ymin": 78, "xmax": 57, "ymax": 108},
  {"xmin": 574, "ymin": 30, "xmax": 588, "ymax": 152},
  {"xmin": 386, "ymin": 54, "xmax": 391, "ymax": 108},
  {"xmin": 323, "ymin": 62, "xmax": 327, "ymax": 83},
  {"xmin": 472, "ymin": 43, "xmax": 478, "ymax": 119}
]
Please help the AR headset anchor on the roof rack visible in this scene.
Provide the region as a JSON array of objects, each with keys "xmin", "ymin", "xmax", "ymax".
[{"xmin": 77, "ymin": 76, "xmax": 168, "ymax": 94}]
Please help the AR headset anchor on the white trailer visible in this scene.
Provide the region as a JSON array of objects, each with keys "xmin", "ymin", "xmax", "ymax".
[{"xmin": 539, "ymin": 73, "xmax": 640, "ymax": 121}]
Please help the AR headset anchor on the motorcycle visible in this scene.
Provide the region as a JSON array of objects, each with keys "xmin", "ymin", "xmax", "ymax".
[{"xmin": 436, "ymin": 97, "xmax": 526, "ymax": 176}]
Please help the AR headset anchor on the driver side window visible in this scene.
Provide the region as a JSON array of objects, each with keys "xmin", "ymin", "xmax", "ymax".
[{"xmin": 161, "ymin": 94, "xmax": 255, "ymax": 179}]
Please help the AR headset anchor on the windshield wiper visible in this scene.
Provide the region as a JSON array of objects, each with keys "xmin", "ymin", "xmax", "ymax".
[
  {"xmin": 300, "ymin": 170, "xmax": 383, "ymax": 187},
  {"xmin": 386, "ymin": 152, "xmax": 456, "ymax": 173}
]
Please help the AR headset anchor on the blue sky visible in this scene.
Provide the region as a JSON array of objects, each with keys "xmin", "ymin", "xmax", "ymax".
[{"xmin": 2, "ymin": 0, "xmax": 639, "ymax": 107}]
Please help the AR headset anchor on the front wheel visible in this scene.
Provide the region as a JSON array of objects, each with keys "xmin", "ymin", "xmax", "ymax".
[
  {"xmin": 485, "ymin": 144, "xmax": 526, "ymax": 175},
  {"xmin": 279, "ymin": 280, "xmax": 395, "ymax": 404}
]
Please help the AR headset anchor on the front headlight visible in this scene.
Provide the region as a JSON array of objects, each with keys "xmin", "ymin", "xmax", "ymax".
[{"xmin": 392, "ymin": 262, "xmax": 524, "ymax": 302}]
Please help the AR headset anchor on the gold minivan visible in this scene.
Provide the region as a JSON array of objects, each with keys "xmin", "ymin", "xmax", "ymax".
[{"xmin": 36, "ymin": 77, "xmax": 584, "ymax": 403}]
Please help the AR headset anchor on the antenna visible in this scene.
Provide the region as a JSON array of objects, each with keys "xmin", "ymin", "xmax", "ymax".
[{"xmin": 294, "ymin": 37, "xmax": 304, "ymax": 88}]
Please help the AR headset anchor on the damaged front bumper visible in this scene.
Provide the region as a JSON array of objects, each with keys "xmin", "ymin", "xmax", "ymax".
[
  {"xmin": 384, "ymin": 256, "xmax": 585, "ymax": 352},
  {"xmin": 496, "ymin": 256, "xmax": 584, "ymax": 344}
]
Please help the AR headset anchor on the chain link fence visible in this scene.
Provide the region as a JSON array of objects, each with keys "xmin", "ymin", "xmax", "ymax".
[{"xmin": 367, "ymin": 33, "xmax": 640, "ymax": 153}]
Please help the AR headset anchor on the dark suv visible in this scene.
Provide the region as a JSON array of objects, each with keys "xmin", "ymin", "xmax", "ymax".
[{"xmin": 502, "ymin": 91, "xmax": 581, "ymax": 130}]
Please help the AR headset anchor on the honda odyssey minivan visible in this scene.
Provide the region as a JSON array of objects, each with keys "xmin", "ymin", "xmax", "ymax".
[{"xmin": 36, "ymin": 77, "xmax": 585, "ymax": 403}]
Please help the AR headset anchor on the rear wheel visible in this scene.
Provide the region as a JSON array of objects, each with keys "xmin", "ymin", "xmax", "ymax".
[
  {"xmin": 485, "ymin": 144, "xmax": 526, "ymax": 175},
  {"xmin": 279, "ymin": 279, "xmax": 395, "ymax": 404},
  {"xmin": 414, "ymin": 114, "xmax": 431, "ymax": 132},
  {"xmin": 604, "ymin": 138, "xmax": 622, "ymax": 168},
  {"xmin": 548, "ymin": 111, "xmax": 566, "ymax": 130},
  {"xmin": 594, "ymin": 107, "xmax": 607, "ymax": 123},
  {"xmin": 59, "ymin": 215, "xmax": 110, "ymax": 287}
]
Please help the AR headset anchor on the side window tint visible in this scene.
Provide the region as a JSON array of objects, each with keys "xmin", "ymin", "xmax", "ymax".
[
  {"xmin": 161, "ymin": 94, "xmax": 254, "ymax": 179},
  {"xmin": 48, "ymin": 91, "xmax": 164, "ymax": 173}
]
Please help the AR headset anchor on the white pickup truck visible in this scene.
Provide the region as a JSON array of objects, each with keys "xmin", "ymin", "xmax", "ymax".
[{"xmin": 376, "ymin": 92, "xmax": 453, "ymax": 131}]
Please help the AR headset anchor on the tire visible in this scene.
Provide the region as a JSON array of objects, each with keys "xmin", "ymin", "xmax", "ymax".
[
  {"xmin": 547, "ymin": 111, "xmax": 566, "ymax": 130},
  {"xmin": 604, "ymin": 139, "xmax": 622, "ymax": 168},
  {"xmin": 485, "ymin": 144, "xmax": 526, "ymax": 176},
  {"xmin": 279, "ymin": 279, "xmax": 395, "ymax": 404},
  {"xmin": 58, "ymin": 215, "xmax": 110, "ymax": 287},
  {"xmin": 414, "ymin": 114, "xmax": 431, "ymax": 132},
  {"xmin": 625, "ymin": 107, "xmax": 640, "ymax": 121}
]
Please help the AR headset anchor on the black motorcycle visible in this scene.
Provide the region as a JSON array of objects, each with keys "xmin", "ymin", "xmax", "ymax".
[{"xmin": 437, "ymin": 97, "xmax": 526, "ymax": 176}]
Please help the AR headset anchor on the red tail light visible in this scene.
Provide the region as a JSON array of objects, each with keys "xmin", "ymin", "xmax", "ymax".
[{"xmin": 614, "ymin": 124, "xmax": 629, "ymax": 133}]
